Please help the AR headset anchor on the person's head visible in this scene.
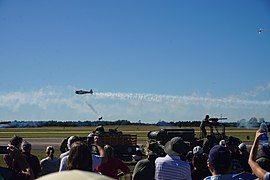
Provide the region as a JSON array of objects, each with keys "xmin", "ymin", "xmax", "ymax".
[
  {"xmin": 255, "ymin": 145, "xmax": 270, "ymax": 171},
  {"xmin": 186, "ymin": 151, "xmax": 193, "ymax": 162},
  {"xmin": 45, "ymin": 146, "xmax": 55, "ymax": 158},
  {"xmin": 193, "ymin": 146, "xmax": 203, "ymax": 156},
  {"xmin": 207, "ymin": 145, "xmax": 232, "ymax": 175},
  {"xmin": 219, "ymin": 140, "xmax": 226, "ymax": 147},
  {"xmin": 147, "ymin": 151, "xmax": 158, "ymax": 161},
  {"xmin": 87, "ymin": 133, "xmax": 98, "ymax": 146},
  {"xmin": 10, "ymin": 135, "xmax": 23, "ymax": 149},
  {"xmin": 205, "ymin": 115, "xmax": 209, "ymax": 120},
  {"xmin": 146, "ymin": 139, "xmax": 157, "ymax": 151},
  {"xmin": 104, "ymin": 145, "xmax": 114, "ymax": 159},
  {"xmin": 21, "ymin": 141, "xmax": 32, "ymax": 153},
  {"xmin": 238, "ymin": 143, "xmax": 247, "ymax": 152},
  {"xmin": 67, "ymin": 136, "xmax": 83, "ymax": 150},
  {"xmin": 164, "ymin": 137, "xmax": 190, "ymax": 156},
  {"xmin": 67, "ymin": 141, "xmax": 92, "ymax": 171},
  {"xmin": 227, "ymin": 136, "xmax": 240, "ymax": 153}
]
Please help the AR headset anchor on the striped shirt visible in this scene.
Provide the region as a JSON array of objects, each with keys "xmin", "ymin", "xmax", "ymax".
[{"xmin": 155, "ymin": 154, "xmax": 191, "ymax": 180}]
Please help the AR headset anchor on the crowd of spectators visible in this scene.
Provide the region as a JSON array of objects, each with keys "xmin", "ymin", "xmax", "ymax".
[{"xmin": 1, "ymin": 127, "xmax": 270, "ymax": 180}]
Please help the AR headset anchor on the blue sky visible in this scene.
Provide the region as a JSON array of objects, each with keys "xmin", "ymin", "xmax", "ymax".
[{"xmin": 0, "ymin": 0, "xmax": 269, "ymax": 123}]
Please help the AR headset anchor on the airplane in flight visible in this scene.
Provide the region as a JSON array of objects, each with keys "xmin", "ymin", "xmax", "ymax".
[
  {"xmin": 75, "ymin": 89, "xmax": 93, "ymax": 95},
  {"xmin": 258, "ymin": 28, "xmax": 264, "ymax": 34}
]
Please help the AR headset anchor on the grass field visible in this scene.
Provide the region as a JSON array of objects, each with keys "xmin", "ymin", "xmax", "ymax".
[{"xmin": 0, "ymin": 125, "xmax": 258, "ymax": 142}]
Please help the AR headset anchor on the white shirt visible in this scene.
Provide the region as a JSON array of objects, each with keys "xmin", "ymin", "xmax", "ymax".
[
  {"xmin": 59, "ymin": 154, "xmax": 102, "ymax": 172},
  {"xmin": 155, "ymin": 154, "xmax": 191, "ymax": 180}
]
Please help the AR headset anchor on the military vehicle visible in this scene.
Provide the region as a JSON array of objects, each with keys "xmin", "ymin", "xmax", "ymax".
[
  {"xmin": 148, "ymin": 117, "xmax": 241, "ymax": 153},
  {"xmin": 87, "ymin": 126, "xmax": 139, "ymax": 161}
]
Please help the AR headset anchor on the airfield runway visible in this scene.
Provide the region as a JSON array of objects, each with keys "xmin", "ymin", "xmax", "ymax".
[
  {"xmin": 0, "ymin": 138, "xmax": 148, "ymax": 153},
  {"xmin": 0, "ymin": 137, "xmax": 252, "ymax": 154},
  {"xmin": 0, "ymin": 138, "xmax": 63, "ymax": 152}
]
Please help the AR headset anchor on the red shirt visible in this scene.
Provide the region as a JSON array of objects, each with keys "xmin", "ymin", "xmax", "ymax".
[{"xmin": 96, "ymin": 157, "xmax": 130, "ymax": 179}]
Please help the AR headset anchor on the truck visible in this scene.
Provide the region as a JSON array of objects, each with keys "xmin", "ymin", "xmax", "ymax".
[
  {"xmin": 60, "ymin": 126, "xmax": 139, "ymax": 161},
  {"xmin": 94, "ymin": 128, "xmax": 139, "ymax": 161},
  {"xmin": 148, "ymin": 117, "xmax": 241, "ymax": 154},
  {"xmin": 87, "ymin": 126, "xmax": 139, "ymax": 161}
]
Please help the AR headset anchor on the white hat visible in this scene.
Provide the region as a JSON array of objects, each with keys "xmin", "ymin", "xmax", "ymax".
[
  {"xmin": 219, "ymin": 140, "xmax": 226, "ymax": 146},
  {"xmin": 37, "ymin": 170, "xmax": 113, "ymax": 180},
  {"xmin": 193, "ymin": 146, "xmax": 203, "ymax": 155},
  {"xmin": 238, "ymin": 143, "xmax": 247, "ymax": 151}
]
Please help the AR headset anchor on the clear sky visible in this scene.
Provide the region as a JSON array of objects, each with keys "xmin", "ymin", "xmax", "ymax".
[{"xmin": 0, "ymin": 0, "xmax": 270, "ymax": 123}]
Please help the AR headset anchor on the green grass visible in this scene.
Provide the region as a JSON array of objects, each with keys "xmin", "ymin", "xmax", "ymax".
[{"xmin": 0, "ymin": 125, "xmax": 258, "ymax": 141}]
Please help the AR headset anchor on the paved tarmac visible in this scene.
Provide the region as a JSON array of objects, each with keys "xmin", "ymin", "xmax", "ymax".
[
  {"xmin": 0, "ymin": 138, "xmax": 63, "ymax": 152},
  {"xmin": 0, "ymin": 137, "xmax": 255, "ymax": 160},
  {"xmin": 0, "ymin": 138, "xmax": 148, "ymax": 154}
]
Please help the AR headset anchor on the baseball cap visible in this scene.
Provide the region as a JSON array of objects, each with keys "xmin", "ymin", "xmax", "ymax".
[
  {"xmin": 208, "ymin": 145, "xmax": 231, "ymax": 169},
  {"xmin": 193, "ymin": 146, "xmax": 203, "ymax": 155},
  {"xmin": 238, "ymin": 143, "xmax": 247, "ymax": 151}
]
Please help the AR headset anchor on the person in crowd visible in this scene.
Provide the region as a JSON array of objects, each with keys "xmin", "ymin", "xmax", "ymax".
[
  {"xmin": 226, "ymin": 136, "xmax": 244, "ymax": 174},
  {"xmin": 94, "ymin": 125, "xmax": 105, "ymax": 134},
  {"xmin": 254, "ymin": 142, "xmax": 270, "ymax": 173},
  {"xmin": 238, "ymin": 143, "xmax": 252, "ymax": 173},
  {"xmin": 3, "ymin": 135, "xmax": 23, "ymax": 172},
  {"xmin": 155, "ymin": 137, "xmax": 191, "ymax": 180},
  {"xmin": 191, "ymin": 146, "xmax": 210, "ymax": 180},
  {"xmin": 249, "ymin": 129, "xmax": 270, "ymax": 180},
  {"xmin": 59, "ymin": 136, "xmax": 82, "ymax": 159},
  {"xmin": 40, "ymin": 146, "xmax": 60, "ymax": 175},
  {"xmin": 59, "ymin": 136, "xmax": 84, "ymax": 171},
  {"xmin": 97, "ymin": 145, "xmax": 130, "ymax": 179},
  {"xmin": 200, "ymin": 115, "xmax": 210, "ymax": 138},
  {"xmin": 186, "ymin": 151, "xmax": 194, "ymax": 167},
  {"xmin": 219, "ymin": 139, "xmax": 226, "ymax": 147},
  {"xmin": 133, "ymin": 151, "xmax": 157, "ymax": 180},
  {"xmin": 192, "ymin": 154, "xmax": 211, "ymax": 180},
  {"xmin": 87, "ymin": 133, "xmax": 107, "ymax": 170},
  {"xmin": 59, "ymin": 137, "xmax": 69, "ymax": 154},
  {"xmin": 204, "ymin": 145, "xmax": 234, "ymax": 180},
  {"xmin": 0, "ymin": 144, "xmax": 34, "ymax": 180},
  {"xmin": 132, "ymin": 149, "xmax": 143, "ymax": 162},
  {"xmin": 132, "ymin": 139, "xmax": 159, "ymax": 180},
  {"xmin": 59, "ymin": 134, "xmax": 106, "ymax": 172},
  {"xmin": 67, "ymin": 141, "xmax": 92, "ymax": 171},
  {"xmin": 21, "ymin": 141, "xmax": 41, "ymax": 179}
]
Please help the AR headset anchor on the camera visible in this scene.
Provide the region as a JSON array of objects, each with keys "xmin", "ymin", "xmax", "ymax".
[
  {"xmin": 87, "ymin": 136, "xmax": 94, "ymax": 146},
  {"xmin": 0, "ymin": 145, "xmax": 9, "ymax": 154}
]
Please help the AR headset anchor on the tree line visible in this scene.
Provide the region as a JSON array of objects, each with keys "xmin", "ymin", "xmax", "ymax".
[{"xmin": 2, "ymin": 117, "xmax": 266, "ymax": 128}]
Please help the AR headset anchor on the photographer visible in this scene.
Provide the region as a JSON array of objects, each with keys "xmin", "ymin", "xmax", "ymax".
[
  {"xmin": 59, "ymin": 134, "xmax": 106, "ymax": 172},
  {"xmin": 0, "ymin": 145, "xmax": 34, "ymax": 180},
  {"xmin": 3, "ymin": 135, "xmax": 23, "ymax": 172},
  {"xmin": 87, "ymin": 133, "xmax": 107, "ymax": 170},
  {"xmin": 249, "ymin": 129, "xmax": 270, "ymax": 180}
]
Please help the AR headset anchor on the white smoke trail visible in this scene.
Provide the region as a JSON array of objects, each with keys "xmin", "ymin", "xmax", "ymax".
[
  {"xmin": 0, "ymin": 88, "xmax": 270, "ymax": 111},
  {"xmin": 85, "ymin": 102, "xmax": 98, "ymax": 115},
  {"xmin": 93, "ymin": 92, "xmax": 270, "ymax": 108}
]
